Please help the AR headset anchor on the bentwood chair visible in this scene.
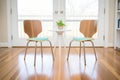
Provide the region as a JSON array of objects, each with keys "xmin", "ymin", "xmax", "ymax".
[
  {"xmin": 67, "ymin": 20, "xmax": 97, "ymax": 65},
  {"xmin": 24, "ymin": 20, "xmax": 54, "ymax": 66}
]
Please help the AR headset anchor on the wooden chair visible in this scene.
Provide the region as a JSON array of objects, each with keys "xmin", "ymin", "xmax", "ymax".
[
  {"xmin": 67, "ymin": 20, "xmax": 97, "ymax": 65},
  {"xmin": 24, "ymin": 20, "xmax": 54, "ymax": 66}
]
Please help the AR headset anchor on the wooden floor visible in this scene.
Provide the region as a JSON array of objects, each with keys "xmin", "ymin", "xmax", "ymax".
[{"xmin": 0, "ymin": 47, "xmax": 120, "ymax": 80}]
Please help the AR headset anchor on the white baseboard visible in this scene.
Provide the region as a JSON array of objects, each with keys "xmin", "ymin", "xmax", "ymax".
[
  {"xmin": 0, "ymin": 42, "xmax": 8, "ymax": 47},
  {"xmin": 107, "ymin": 42, "xmax": 114, "ymax": 47},
  {"xmin": 0, "ymin": 42, "xmax": 114, "ymax": 48}
]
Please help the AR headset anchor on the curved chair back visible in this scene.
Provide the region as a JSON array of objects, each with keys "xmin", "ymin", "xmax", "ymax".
[
  {"xmin": 80, "ymin": 20, "xmax": 97, "ymax": 38},
  {"xmin": 24, "ymin": 20, "xmax": 42, "ymax": 38}
]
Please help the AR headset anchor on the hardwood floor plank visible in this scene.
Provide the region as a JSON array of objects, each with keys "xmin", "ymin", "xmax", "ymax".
[{"xmin": 100, "ymin": 59, "xmax": 120, "ymax": 80}]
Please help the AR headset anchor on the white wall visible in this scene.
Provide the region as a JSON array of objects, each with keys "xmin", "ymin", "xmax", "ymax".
[
  {"xmin": 0, "ymin": 0, "xmax": 11, "ymax": 47},
  {"xmin": 0, "ymin": 0, "xmax": 8, "ymax": 42},
  {"xmin": 0, "ymin": 1, "xmax": 1, "ymax": 44}
]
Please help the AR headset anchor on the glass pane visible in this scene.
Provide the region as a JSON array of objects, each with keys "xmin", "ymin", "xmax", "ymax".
[
  {"xmin": 65, "ymin": 0, "xmax": 98, "ymax": 38},
  {"xmin": 17, "ymin": 0, "xmax": 53, "ymax": 38},
  {"xmin": 65, "ymin": 21, "xmax": 83, "ymax": 37},
  {"xmin": 17, "ymin": 0, "xmax": 53, "ymax": 20},
  {"xmin": 66, "ymin": 0, "xmax": 98, "ymax": 20}
]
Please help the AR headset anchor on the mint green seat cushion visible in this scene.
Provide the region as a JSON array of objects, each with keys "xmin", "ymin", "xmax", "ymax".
[
  {"xmin": 73, "ymin": 37, "xmax": 94, "ymax": 42},
  {"xmin": 28, "ymin": 37, "xmax": 48, "ymax": 41}
]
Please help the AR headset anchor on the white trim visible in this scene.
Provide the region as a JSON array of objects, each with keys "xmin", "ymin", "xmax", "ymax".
[
  {"xmin": 114, "ymin": 0, "xmax": 119, "ymax": 49},
  {"xmin": 98, "ymin": 0, "xmax": 105, "ymax": 46},
  {"xmin": 0, "ymin": 42, "xmax": 9, "ymax": 47},
  {"xmin": 104, "ymin": 0, "xmax": 110, "ymax": 48},
  {"xmin": 0, "ymin": 42, "xmax": 1, "ymax": 47},
  {"xmin": 7, "ymin": 0, "xmax": 12, "ymax": 48},
  {"xmin": 108, "ymin": 42, "xmax": 114, "ymax": 47},
  {"xmin": 0, "ymin": 41, "xmax": 113, "ymax": 47}
]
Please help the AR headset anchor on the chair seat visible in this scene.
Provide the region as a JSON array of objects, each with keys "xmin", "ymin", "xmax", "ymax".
[
  {"xmin": 73, "ymin": 37, "xmax": 94, "ymax": 41},
  {"xmin": 28, "ymin": 37, "xmax": 48, "ymax": 41}
]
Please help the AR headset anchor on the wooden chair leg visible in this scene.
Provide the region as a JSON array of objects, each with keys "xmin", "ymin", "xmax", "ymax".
[
  {"xmin": 24, "ymin": 41, "xmax": 30, "ymax": 60},
  {"xmin": 48, "ymin": 40, "xmax": 54, "ymax": 61},
  {"xmin": 34, "ymin": 41, "xmax": 38, "ymax": 66},
  {"xmin": 90, "ymin": 41, "xmax": 97, "ymax": 61},
  {"xmin": 67, "ymin": 40, "xmax": 73, "ymax": 60}
]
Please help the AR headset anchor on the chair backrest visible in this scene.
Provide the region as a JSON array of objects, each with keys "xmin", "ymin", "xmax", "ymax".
[
  {"xmin": 80, "ymin": 20, "xmax": 97, "ymax": 38},
  {"xmin": 24, "ymin": 20, "xmax": 42, "ymax": 38}
]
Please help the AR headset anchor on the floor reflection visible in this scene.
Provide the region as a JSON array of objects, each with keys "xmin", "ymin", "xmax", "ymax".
[
  {"xmin": 66, "ymin": 54, "xmax": 97, "ymax": 80},
  {"xmin": 18, "ymin": 53, "xmax": 54, "ymax": 80}
]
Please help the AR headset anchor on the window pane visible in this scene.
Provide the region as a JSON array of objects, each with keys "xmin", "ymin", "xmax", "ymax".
[
  {"xmin": 66, "ymin": 0, "xmax": 98, "ymax": 20},
  {"xmin": 17, "ymin": 0, "xmax": 53, "ymax": 38},
  {"xmin": 17, "ymin": 0, "xmax": 53, "ymax": 20}
]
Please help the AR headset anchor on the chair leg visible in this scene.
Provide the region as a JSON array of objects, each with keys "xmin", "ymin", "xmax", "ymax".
[
  {"xmin": 24, "ymin": 41, "xmax": 30, "ymax": 60},
  {"xmin": 79, "ymin": 42, "xmax": 81, "ymax": 58},
  {"xmin": 82, "ymin": 41, "xmax": 86, "ymax": 65},
  {"xmin": 48, "ymin": 40, "xmax": 54, "ymax": 61},
  {"xmin": 34, "ymin": 41, "xmax": 38, "ymax": 66},
  {"xmin": 40, "ymin": 42, "xmax": 43, "ymax": 58},
  {"xmin": 67, "ymin": 40, "xmax": 73, "ymax": 60},
  {"xmin": 90, "ymin": 41, "xmax": 97, "ymax": 61}
]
